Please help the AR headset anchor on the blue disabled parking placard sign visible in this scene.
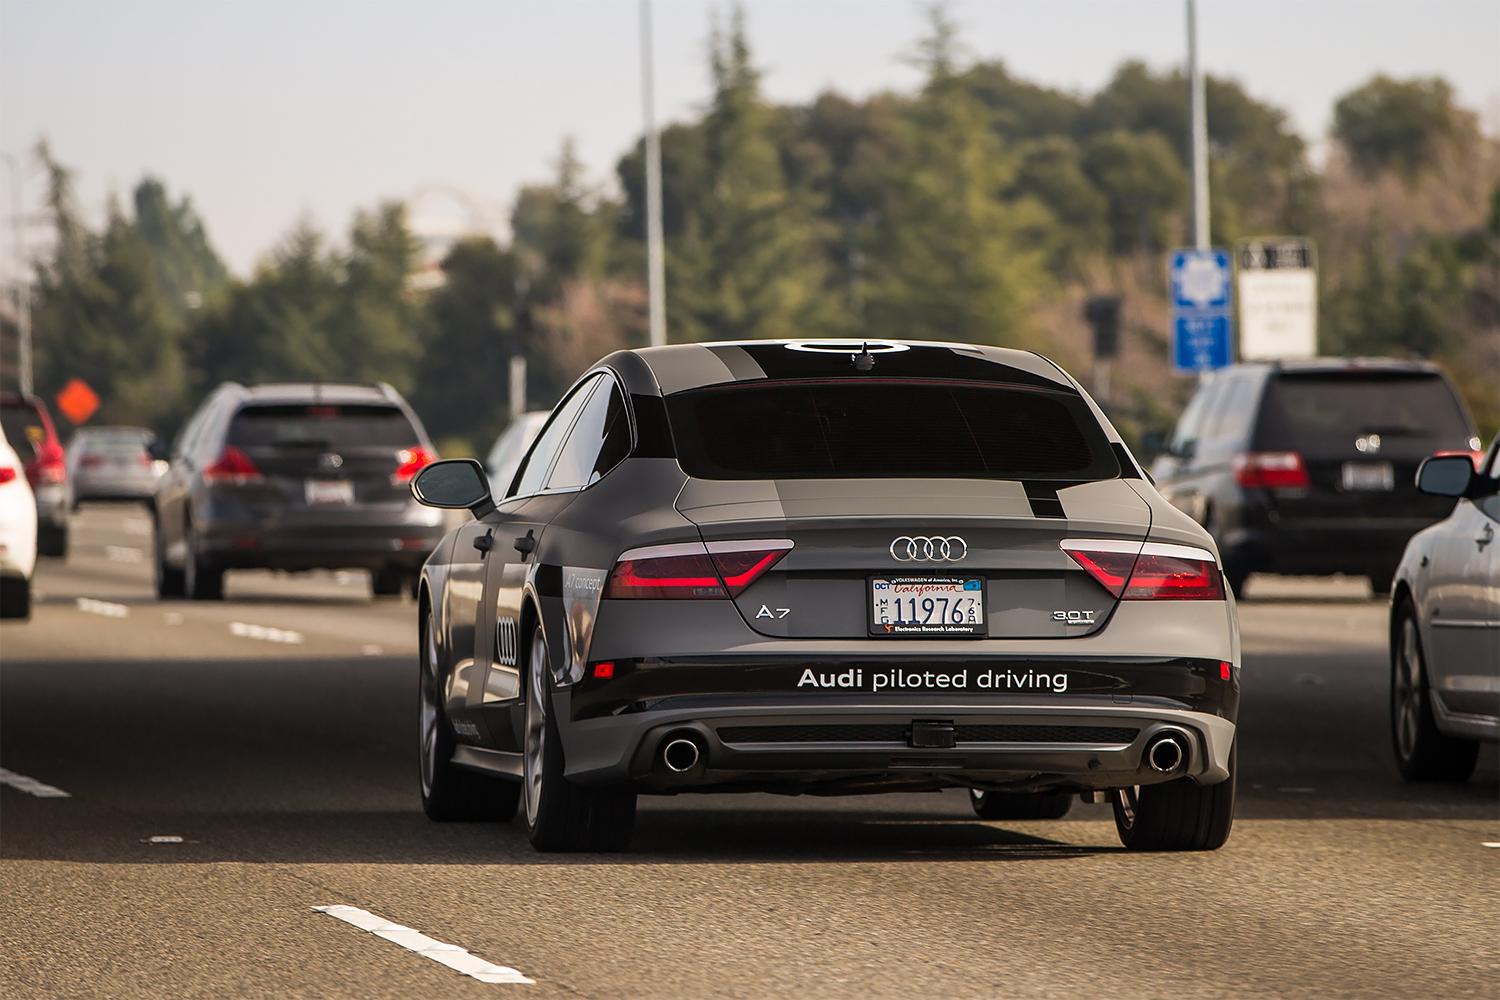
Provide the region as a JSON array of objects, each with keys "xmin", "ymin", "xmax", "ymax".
[{"xmin": 1169, "ymin": 248, "xmax": 1234, "ymax": 372}]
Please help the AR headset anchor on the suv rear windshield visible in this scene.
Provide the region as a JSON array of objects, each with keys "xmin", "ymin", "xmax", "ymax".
[
  {"xmin": 0, "ymin": 400, "xmax": 45, "ymax": 456},
  {"xmin": 1255, "ymin": 372, "xmax": 1472, "ymax": 454},
  {"xmin": 228, "ymin": 404, "xmax": 418, "ymax": 449},
  {"xmin": 667, "ymin": 380, "xmax": 1119, "ymax": 481}
]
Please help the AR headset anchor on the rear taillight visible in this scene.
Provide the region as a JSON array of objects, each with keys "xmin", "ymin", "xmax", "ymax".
[
  {"xmin": 1062, "ymin": 539, "xmax": 1224, "ymax": 601},
  {"xmin": 604, "ymin": 539, "xmax": 793, "ymax": 599},
  {"xmin": 1233, "ymin": 451, "xmax": 1308, "ymax": 489},
  {"xmin": 0, "ymin": 467, "xmax": 15, "ymax": 485},
  {"xmin": 33, "ymin": 442, "xmax": 66, "ymax": 484},
  {"xmin": 203, "ymin": 446, "xmax": 264, "ymax": 484},
  {"xmin": 393, "ymin": 446, "xmax": 435, "ymax": 484}
]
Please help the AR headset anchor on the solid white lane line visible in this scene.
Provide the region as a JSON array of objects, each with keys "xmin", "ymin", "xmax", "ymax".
[
  {"xmin": 229, "ymin": 621, "xmax": 304, "ymax": 644},
  {"xmin": 123, "ymin": 520, "xmax": 151, "ymax": 536},
  {"xmin": 360, "ymin": 644, "xmax": 384, "ymax": 656},
  {"xmin": 76, "ymin": 597, "xmax": 129, "ymax": 618},
  {"xmin": 0, "ymin": 768, "xmax": 71, "ymax": 798},
  {"xmin": 105, "ymin": 545, "xmax": 144, "ymax": 563},
  {"xmin": 1483, "ymin": 842, "xmax": 1500, "ymax": 849},
  {"xmin": 312, "ymin": 905, "xmax": 533, "ymax": 985}
]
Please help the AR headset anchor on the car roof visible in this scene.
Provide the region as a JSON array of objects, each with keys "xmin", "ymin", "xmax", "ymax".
[
  {"xmin": 1224, "ymin": 357, "xmax": 1443, "ymax": 377},
  {"xmin": 226, "ymin": 382, "xmax": 402, "ymax": 406},
  {"xmin": 627, "ymin": 340, "xmax": 1073, "ymax": 395}
]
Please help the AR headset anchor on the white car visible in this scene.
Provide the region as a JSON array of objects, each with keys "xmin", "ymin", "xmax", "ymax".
[
  {"xmin": 0, "ymin": 427, "xmax": 38, "ymax": 620},
  {"xmin": 483, "ymin": 411, "xmax": 549, "ymax": 498},
  {"xmin": 1389, "ymin": 438, "xmax": 1500, "ymax": 780}
]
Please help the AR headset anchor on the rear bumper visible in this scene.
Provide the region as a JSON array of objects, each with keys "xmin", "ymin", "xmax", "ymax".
[
  {"xmin": 197, "ymin": 517, "xmax": 445, "ymax": 572},
  {"xmin": 1222, "ymin": 511, "xmax": 1437, "ymax": 575},
  {"xmin": 556, "ymin": 654, "xmax": 1238, "ymax": 793},
  {"xmin": 74, "ymin": 475, "xmax": 156, "ymax": 501}
]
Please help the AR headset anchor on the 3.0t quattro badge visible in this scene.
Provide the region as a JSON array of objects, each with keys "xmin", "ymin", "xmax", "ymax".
[{"xmin": 890, "ymin": 535, "xmax": 967, "ymax": 562}]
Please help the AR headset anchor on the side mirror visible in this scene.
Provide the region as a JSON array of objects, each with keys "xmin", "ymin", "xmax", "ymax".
[
  {"xmin": 411, "ymin": 459, "xmax": 495, "ymax": 516},
  {"xmin": 1415, "ymin": 454, "xmax": 1475, "ymax": 498}
]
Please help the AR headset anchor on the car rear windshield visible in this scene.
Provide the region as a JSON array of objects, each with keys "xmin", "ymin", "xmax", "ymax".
[
  {"xmin": 0, "ymin": 402, "xmax": 44, "ymax": 455},
  {"xmin": 1255, "ymin": 373, "xmax": 1472, "ymax": 454},
  {"xmin": 666, "ymin": 380, "xmax": 1119, "ymax": 481},
  {"xmin": 227, "ymin": 404, "xmax": 418, "ymax": 449}
]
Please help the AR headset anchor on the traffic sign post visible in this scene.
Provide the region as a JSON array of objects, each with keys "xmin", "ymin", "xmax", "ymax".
[{"xmin": 1169, "ymin": 248, "xmax": 1233, "ymax": 374}]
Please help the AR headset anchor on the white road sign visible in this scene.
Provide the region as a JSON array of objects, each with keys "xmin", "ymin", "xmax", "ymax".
[{"xmin": 1237, "ymin": 238, "xmax": 1317, "ymax": 360}]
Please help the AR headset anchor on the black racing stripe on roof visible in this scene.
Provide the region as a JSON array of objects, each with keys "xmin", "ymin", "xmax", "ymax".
[
  {"xmin": 1023, "ymin": 481, "xmax": 1068, "ymax": 519},
  {"xmin": 717, "ymin": 342, "xmax": 1066, "ymax": 388}
]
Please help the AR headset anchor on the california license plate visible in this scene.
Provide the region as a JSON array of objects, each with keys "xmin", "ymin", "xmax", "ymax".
[
  {"xmin": 869, "ymin": 577, "xmax": 986, "ymax": 637},
  {"xmin": 305, "ymin": 479, "xmax": 353, "ymax": 505},
  {"xmin": 1341, "ymin": 462, "xmax": 1393, "ymax": 491}
]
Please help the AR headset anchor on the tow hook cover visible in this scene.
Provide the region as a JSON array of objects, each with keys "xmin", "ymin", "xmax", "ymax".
[{"xmin": 909, "ymin": 720, "xmax": 956, "ymax": 749}]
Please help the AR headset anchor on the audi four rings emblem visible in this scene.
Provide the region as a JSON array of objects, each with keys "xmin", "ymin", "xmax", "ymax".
[{"xmin": 889, "ymin": 535, "xmax": 967, "ymax": 561}]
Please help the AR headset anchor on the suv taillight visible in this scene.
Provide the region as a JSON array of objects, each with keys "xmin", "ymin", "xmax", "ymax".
[
  {"xmin": 1233, "ymin": 451, "xmax": 1308, "ymax": 489},
  {"xmin": 393, "ymin": 446, "xmax": 435, "ymax": 485},
  {"xmin": 33, "ymin": 442, "xmax": 66, "ymax": 484},
  {"xmin": 1061, "ymin": 539, "xmax": 1224, "ymax": 601},
  {"xmin": 604, "ymin": 539, "xmax": 793, "ymax": 599},
  {"xmin": 203, "ymin": 446, "xmax": 263, "ymax": 484}
]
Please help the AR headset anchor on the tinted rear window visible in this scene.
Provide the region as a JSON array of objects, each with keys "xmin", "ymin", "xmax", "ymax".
[
  {"xmin": 228, "ymin": 404, "xmax": 417, "ymax": 449},
  {"xmin": 0, "ymin": 402, "xmax": 44, "ymax": 456},
  {"xmin": 667, "ymin": 381, "xmax": 1118, "ymax": 481},
  {"xmin": 1255, "ymin": 373, "xmax": 1472, "ymax": 453}
]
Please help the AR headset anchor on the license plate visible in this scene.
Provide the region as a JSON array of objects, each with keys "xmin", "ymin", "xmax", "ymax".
[
  {"xmin": 1341, "ymin": 462, "xmax": 1393, "ymax": 492},
  {"xmin": 305, "ymin": 479, "xmax": 353, "ymax": 505},
  {"xmin": 869, "ymin": 577, "xmax": 986, "ymax": 637}
]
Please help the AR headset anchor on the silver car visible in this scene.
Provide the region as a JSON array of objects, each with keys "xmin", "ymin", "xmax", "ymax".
[
  {"xmin": 483, "ymin": 411, "xmax": 549, "ymax": 499},
  {"xmin": 68, "ymin": 426, "xmax": 166, "ymax": 507},
  {"xmin": 1389, "ymin": 439, "xmax": 1500, "ymax": 780}
]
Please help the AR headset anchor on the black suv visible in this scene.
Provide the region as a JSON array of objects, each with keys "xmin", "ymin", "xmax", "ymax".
[
  {"xmin": 152, "ymin": 382, "xmax": 446, "ymax": 599},
  {"xmin": 1149, "ymin": 360, "xmax": 1479, "ymax": 595}
]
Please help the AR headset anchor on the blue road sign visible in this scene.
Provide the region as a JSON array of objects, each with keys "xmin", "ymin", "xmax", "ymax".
[{"xmin": 1169, "ymin": 248, "xmax": 1233, "ymax": 373}]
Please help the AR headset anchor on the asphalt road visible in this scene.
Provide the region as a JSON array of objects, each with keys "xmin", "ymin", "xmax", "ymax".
[{"xmin": 2, "ymin": 507, "xmax": 1496, "ymax": 999}]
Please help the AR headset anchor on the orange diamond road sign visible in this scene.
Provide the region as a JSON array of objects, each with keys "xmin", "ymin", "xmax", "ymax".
[{"xmin": 56, "ymin": 378, "xmax": 100, "ymax": 425}]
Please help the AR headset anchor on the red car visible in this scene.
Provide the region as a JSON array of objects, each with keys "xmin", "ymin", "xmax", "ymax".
[{"xmin": 0, "ymin": 392, "xmax": 70, "ymax": 557}]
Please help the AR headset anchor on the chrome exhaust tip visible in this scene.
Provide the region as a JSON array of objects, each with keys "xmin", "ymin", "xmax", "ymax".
[
  {"xmin": 1145, "ymin": 733, "xmax": 1187, "ymax": 774},
  {"xmin": 661, "ymin": 737, "xmax": 702, "ymax": 774}
]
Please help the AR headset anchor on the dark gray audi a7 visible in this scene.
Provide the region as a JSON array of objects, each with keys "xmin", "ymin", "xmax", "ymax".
[{"xmin": 411, "ymin": 340, "xmax": 1240, "ymax": 852}]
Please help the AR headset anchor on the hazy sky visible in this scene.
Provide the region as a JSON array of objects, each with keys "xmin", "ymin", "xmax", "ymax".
[{"xmin": 3, "ymin": 0, "xmax": 1498, "ymax": 276}]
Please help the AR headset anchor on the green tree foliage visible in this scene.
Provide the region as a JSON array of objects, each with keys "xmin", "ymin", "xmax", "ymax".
[
  {"xmin": 1333, "ymin": 76, "xmax": 1471, "ymax": 179},
  {"xmin": 1082, "ymin": 130, "xmax": 1187, "ymax": 253}
]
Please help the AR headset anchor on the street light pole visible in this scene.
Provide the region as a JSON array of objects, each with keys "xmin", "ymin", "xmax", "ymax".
[
  {"xmin": 1186, "ymin": 0, "xmax": 1210, "ymax": 250},
  {"xmin": 1, "ymin": 151, "xmax": 32, "ymax": 396},
  {"xmin": 639, "ymin": 0, "xmax": 667, "ymax": 348}
]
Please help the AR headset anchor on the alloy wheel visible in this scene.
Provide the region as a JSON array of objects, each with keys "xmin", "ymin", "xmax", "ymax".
[
  {"xmin": 1394, "ymin": 617, "xmax": 1423, "ymax": 761},
  {"xmin": 523, "ymin": 631, "xmax": 548, "ymax": 824},
  {"xmin": 1114, "ymin": 785, "xmax": 1141, "ymax": 830},
  {"xmin": 419, "ymin": 614, "xmax": 441, "ymax": 798}
]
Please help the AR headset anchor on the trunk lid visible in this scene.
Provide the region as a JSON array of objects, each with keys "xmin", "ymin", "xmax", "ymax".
[{"xmin": 677, "ymin": 477, "xmax": 1151, "ymax": 639}]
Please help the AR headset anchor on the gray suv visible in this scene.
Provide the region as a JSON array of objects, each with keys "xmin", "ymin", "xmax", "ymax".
[{"xmin": 152, "ymin": 382, "xmax": 445, "ymax": 600}]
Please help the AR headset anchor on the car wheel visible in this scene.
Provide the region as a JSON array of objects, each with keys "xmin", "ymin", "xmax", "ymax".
[
  {"xmin": 0, "ymin": 575, "xmax": 31, "ymax": 620},
  {"xmin": 969, "ymin": 789, "xmax": 1073, "ymax": 820},
  {"xmin": 153, "ymin": 516, "xmax": 185, "ymax": 599},
  {"xmin": 371, "ymin": 567, "xmax": 406, "ymax": 599},
  {"xmin": 182, "ymin": 524, "xmax": 223, "ymax": 601},
  {"xmin": 1391, "ymin": 602, "xmax": 1478, "ymax": 781},
  {"xmin": 1112, "ymin": 744, "xmax": 1236, "ymax": 851},
  {"xmin": 37, "ymin": 524, "xmax": 67, "ymax": 559},
  {"xmin": 523, "ymin": 619, "xmax": 636, "ymax": 852},
  {"xmin": 418, "ymin": 607, "xmax": 520, "ymax": 822}
]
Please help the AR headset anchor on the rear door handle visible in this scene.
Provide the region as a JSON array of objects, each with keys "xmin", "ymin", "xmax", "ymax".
[
  {"xmin": 473, "ymin": 528, "xmax": 494, "ymax": 554},
  {"xmin": 1479, "ymin": 523, "xmax": 1494, "ymax": 550},
  {"xmin": 514, "ymin": 529, "xmax": 536, "ymax": 558}
]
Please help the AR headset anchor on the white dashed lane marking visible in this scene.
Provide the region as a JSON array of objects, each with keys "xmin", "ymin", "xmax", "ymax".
[
  {"xmin": 312, "ymin": 905, "xmax": 533, "ymax": 985},
  {"xmin": 229, "ymin": 621, "xmax": 304, "ymax": 644},
  {"xmin": 1484, "ymin": 842, "xmax": 1500, "ymax": 849},
  {"xmin": 122, "ymin": 520, "xmax": 152, "ymax": 536},
  {"xmin": 0, "ymin": 768, "xmax": 71, "ymax": 798},
  {"xmin": 76, "ymin": 597, "xmax": 129, "ymax": 618},
  {"xmin": 105, "ymin": 545, "xmax": 144, "ymax": 563}
]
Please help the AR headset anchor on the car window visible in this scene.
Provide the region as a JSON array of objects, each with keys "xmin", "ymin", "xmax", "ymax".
[
  {"xmin": 667, "ymin": 380, "xmax": 1119, "ymax": 481},
  {"xmin": 1254, "ymin": 372, "xmax": 1473, "ymax": 457},
  {"xmin": 1169, "ymin": 379, "xmax": 1218, "ymax": 458},
  {"xmin": 546, "ymin": 378, "xmax": 631, "ymax": 491},
  {"xmin": 227, "ymin": 403, "xmax": 419, "ymax": 449},
  {"xmin": 0, "ymin": 400, "xmax": 45, "ymax": 458},
  {"xmin": 511, "ymin": 376, "xmax": 602, "ymax": 498},
  {"xmin": 1197, "ymin": 376, "xmax": 1254, "ymax": 464}
]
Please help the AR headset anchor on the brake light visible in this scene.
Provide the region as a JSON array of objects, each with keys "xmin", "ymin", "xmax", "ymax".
[
  {"xmin": 32, "ymin": 442, "xmax": 66, "ymax": 484},
  {"xmin": 203, "ymin": 446, "xmax": 263, "ymax": 484},
  {"xmin": 81, "ymin": 454, "xmax": 105, "ymax": 469},
  {"xmin": 1233, "ymin": 451, "xmax": 1308, "ymax": 489},
  {"xmin": 0, "ymin": 467, "xmax": 15, "ymax": 485},
  {"xmin": 393, "ymin": 446, "xmax": 435, "ymax": 484},
  {"xmin": 604, "ymin": 539, "xmax": 793, "ymax": 599},
  {"xmin": 1062, "ymin": 539, "xmax": 1224, "ymax": 601}
]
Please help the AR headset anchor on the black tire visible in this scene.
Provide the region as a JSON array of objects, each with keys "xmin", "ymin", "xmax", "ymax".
[
  {"xmin": 969, "ymin": 789, "xmax": 1073, "ymax": 820},
  {"xmin": 37, "ymin": 524, "xmax": 67, "ymax": 559},
  {"xmin": 0, "ymin": 575, "xmax": 31, "ymax": 620},
  {"xmin": 1223, "ymin": 563, "xmax": 1250, "ymax": 599},
  {"xmin": 1391, "ymin": 601, "xmax": 1479, "ymax": 781},
  {"xmin": 419, "ymin": 607, "xmax": 521, "ymax": 821},
  {"xmin": 182, "ymin": 525, "xmax": 224, "ymax": 601},
  {"xmin": 523, "ymin": 620, "xmax": 636, "ymax": 851},
  {"xmin": 372, "ymin": 567, "xmax": 406, "ymax": 599},
  {"xmin": 153, "ymin": 516, "xmax": 185, "ymax": 599},
  {"xmin": 1112, "ymin": 745, "xmax": 1236, "ymax": 851}
]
